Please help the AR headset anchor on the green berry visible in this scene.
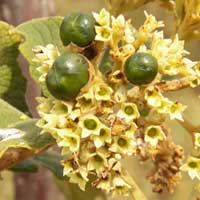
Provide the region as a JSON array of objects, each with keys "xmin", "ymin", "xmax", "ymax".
[
  {"xmin": 124, "ymin": 52, "xmax": 158, "ymax": 85},
  {"xmin": 46, "ymin": 52, "xmax": 89, "ymax": 101},
  {"xmin": 60, "ymin": 12, "xmax": 96, "ymax": 47}
]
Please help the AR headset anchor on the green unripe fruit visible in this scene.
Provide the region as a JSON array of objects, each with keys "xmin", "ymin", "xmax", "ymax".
[
  {"xmin": 46, "ymin": 52, "xmax": 89, "ymax": 101},
  {"xmin": 60, "ymin": 12, "xmax": 96, "ymax": 47},
  {"xmin": 124, "ymin": 52, "xmax": 158, "ymax": 85}
]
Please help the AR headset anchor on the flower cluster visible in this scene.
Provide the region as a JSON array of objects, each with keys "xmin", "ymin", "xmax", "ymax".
[
  {"xmin": 32, "ymin": 44, "xmax": 60, "ymax": 82},
  {"xmin": 34, "ymin": 8, "xmax": 200, "ymax": 196}
]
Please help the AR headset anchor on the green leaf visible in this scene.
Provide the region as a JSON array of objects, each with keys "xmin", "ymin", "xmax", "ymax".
[
  {"xmin": 34, "ymin": 152, "xmax": 64, "ymax": 179},
  {"xmin": 0, "ymin": 98, "xmax": 27, "ymax": 128},
  {"xmin": 0, "ymin": 119, "xmax": 55, "ymax": 159},
  {"xmin": 10, "ymin": 159, "xmax": 38, "ymax": 173},
  {"xmin": 0, "ymin": 21, "xmax": 28, "ymax": 112},
  {"xmin": 13, "ymin": 119, "xmax": 55, "ymax": 149},
  {"xmin": 16, "ymin": 17, "xmax": 64, "ymax": 95}
]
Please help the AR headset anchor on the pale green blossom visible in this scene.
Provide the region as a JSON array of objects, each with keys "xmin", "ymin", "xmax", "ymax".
[
  {"xmin": 168, "ymin": 102, "xmax": 186, "ymax": 121},
  {"xmin": 68, "ymin": 167, "xmax": 89, "ymax": 191},
  {"xmin": 50, "ymin": 100, "xmax": 72, "ymax": 115},
  {"xmin": 109, "ymin": 135, "xmax": 136, "ymax": 155},
  {"xmin": 111, "ymin": 176, "xmax": 131, "ymax": 196},
  {"xmin": 62, "ymin": 160, "xmax": 74, "ymax": 176},
  {"xmin": 93, "ymin": 83, "xmax": 113, "ymax": 101},
  {"xmin": 79, "ymin": 115, "xmax": 102, "ymax": 138},
  {"xmin": 111, "ymin": 15, "xmax": 125, "ymax": 39},
  {"xmin": 36, "ymin": 97, "xmax": 53, "ymax": 114},
  {"xmin": 181, "ymin": 156, "xmax": 200, "ymax": 180},
  {"xmin": 117, "ymin": 102, "xmax": 140, "ymax": 122},
  {"xmin": 96, "ymin": 176, "xmax": 111, "ymax": 193},
  {"xmin": 144, "ymin": 125, "xmax": 166, "ymax": 147},
  {"xmin": 57, "ymin": 129, "xmax": 80, "ymax": 152},
  {"xmin": 76, "ymin": 91, "xmax": 95, "ymax": 113},
  {"xmin": 123, "ymin": 20, "xmax": 136, "ymax": 43},
  {"xmin": 95, "ymin": 26, "xmax": 112, "ymax": 42},
  {"xmin": 144, "ymin": 86, "xmax": 163, "ymax": 107},
  {"xmin": 92, "ymin": 8, "xmax": 110, "ymax": 26},
  {"xmin": 91, "ymin": 126, "xmax": 111, "ymax": 148},
  {"xmin": 32, "ymin": 44, "xmax": 60, "ymax": 82},
  {"xmin": 124, "ymin": 122, "xmax": 137, "ymax": 138},
  {"xmin": 87, "ymin": 152, "xmax": 108, "ymax": 174}
]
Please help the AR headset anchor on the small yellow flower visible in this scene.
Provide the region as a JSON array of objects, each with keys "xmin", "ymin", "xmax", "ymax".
[
  {"xmin": 79, "ymin": 142, "xmax": 93, "ymax": 163},
  {"xmin": 76, "ymin": 91, "xmax": 94, "ymax": 113},
  {"xmin": 156, "ymin": 98, "xmax": 172, "ymax": 114},
  {"xmin": 111, "ymin": 15, "xmax": 125, "ymax": 39},
  {"xmin": 68, "ymin": 167, "xmax": 89, "ymax": 191},
  {"xmin": 68, "ymin": 109, "xmax": 81, "ymax": 121},
  {"xmin": 141, "ymin": 11, "xmax": 164, "ymax": 33},
  {"xmin": 62, "ymin": 160, "xmax": 74, "ymax": 176},
  {"xmin": 37, "ymin": 113, "xmax": 58, "ymax": 129},
  {"xmin": 109, "ymin": 135, "xmax": 136, "ymax": 155},
  {"xmin": 96, "ymin": 176, "xmax": 111, "ymax": 193},
  {"xmin": 95, "ymin": 26, "xmax": 112, "ymax": 42},
  {"xmin": 144, "ymin": 125, "xmax": 166, "ymax": 147},
  {"xmin": 111, "ymin": 176, "xmax": 131, "ymax": 196},
  {"xmin": 79, "ymin": 114, "xmax": 102, "ymax": 138},
  {"xmin": 91, "ymin": 126, "xmax": 112, "ymax": 148},
  {"xmin": 123, "ymin": 21, "xmax": 136, "ymax": 44},
  {"xmin": 181, "ymin": 156, "xmax": 200, "ymax": 180},
  {"xmin": 180, "ymin": 58, "xmax": 197, "ymax": 76},
  {"xmin": 98, "ymin": 146, "xmax": 111, "ymax": 158},
  {"xmin": 194, "ymin": 133, "xmax": 200, "ymax": 148},
  {"xmin": 36, "ymin": 97, "xmax": 53, "ymax": 114},
  {"xmin": 99, "ymin": 100, "xmax": 114, "ymax": 114},
  {"xmin": 189, "ymin": 76, "xmax": 200, "ymax": 88},
  {"xmin": 93, "ymin": 83, "xmax": 113, "ymax": 101},
  {"xmin": 33, "ymin": 44, "xmax": 60, "ymax": 82},
  {"xmin": 87, "ymin": 152, "xmax": 108, "ymax": 174},
  {"xmin": 92, "ymin": 8, "xmax": 110, "ymax": 26},
  {"xmin": 124, "ymin": 122, "xmax": 137, "ymax": 138},
  {"xmin": 57, "ymin": 129, "xmax": 80, "ymax": 153},
  {"xmin": 117, "ymin": 102, "xmax": 140, "ymax": 122},
  {"xmin": 144, "ymin": 87, "xmax": 163, "ymax": 107},
  {"xmin": 50, "ymin": 100, "xmax": 72, "ymax": 115},
  {"xmin": 151, "ymin": 32, "xmax": 189, "ymax": 76},
  {"xmin": 168, "ymin": 102, "xmax": 186, "ymax": 121}
]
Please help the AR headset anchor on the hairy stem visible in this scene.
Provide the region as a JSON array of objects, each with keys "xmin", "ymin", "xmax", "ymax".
[{"xmin": 156, "ymin": 77, "xmax": 191, "ymax": 92}]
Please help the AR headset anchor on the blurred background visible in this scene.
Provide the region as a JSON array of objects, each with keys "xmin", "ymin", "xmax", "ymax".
[{"xmin": 0, "ymin": 0, "xmax": 200, "ymax": 199}]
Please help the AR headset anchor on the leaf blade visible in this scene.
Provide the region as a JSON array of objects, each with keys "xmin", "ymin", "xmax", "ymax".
[{"xmin": 0, "ymin": 21, "xmax": 28, "ymax": 112}]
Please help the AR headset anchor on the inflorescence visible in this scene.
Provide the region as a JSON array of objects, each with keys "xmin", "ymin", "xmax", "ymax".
[{"xmin": 33, "ymin": 8, "xmax": 200, "ymax": 196}]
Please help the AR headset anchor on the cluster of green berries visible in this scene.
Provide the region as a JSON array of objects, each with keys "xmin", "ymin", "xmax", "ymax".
[{"xmin": 46, "ymin": 12, "xmax": 158, "ymax": 101}]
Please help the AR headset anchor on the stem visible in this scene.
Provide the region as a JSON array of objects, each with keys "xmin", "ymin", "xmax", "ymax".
[
  {"xmin": 123, "ymin": 170, "xmax": 147, "ymax": 200},
  {"xmin": 156, "ymin": 77, "xmax": 191, "ymax": 92},
  {"xmin": 130, "ymin": 180, "xmax": 147, "ymax": 200}
]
